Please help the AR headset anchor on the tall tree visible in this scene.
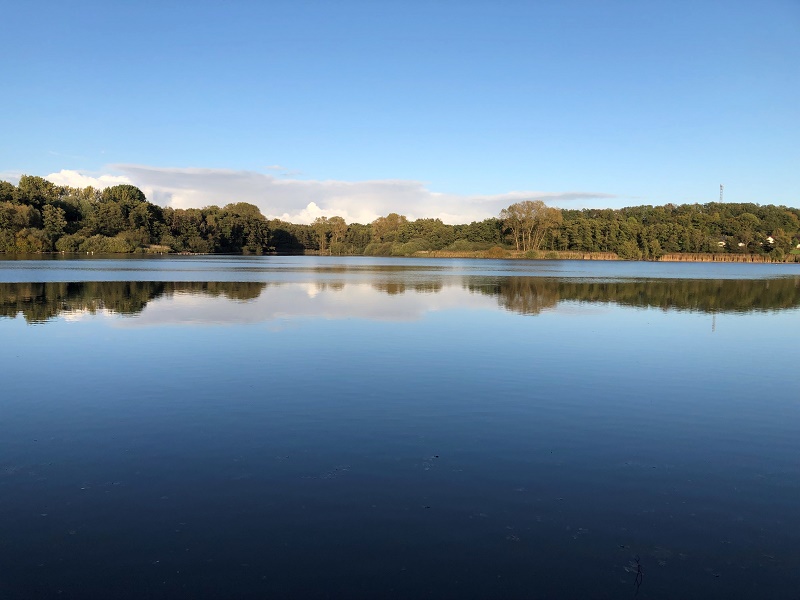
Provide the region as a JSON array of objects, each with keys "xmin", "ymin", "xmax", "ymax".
[
  {"xmin": 501, "ymin": 200, "xmax": 562, "ymax": 252},
  {"xmin": 16, "ymin": 175, "xmax": 58, "ymax": 208},
  {"xmin": 500, "ymin": 204, "xmax": 523, "ymax": 250},
  {"xmin": 371, "ymin": 213, "xmax": 407, "ymax": 243},
  {"xmin": 312, "ymin": 216, "xmax": 331, "ymax": 254},
  {"xmin": 327, "ymin": 216, "xmax": 348, "ymax": 254},
  {"xmin": 42, "ymin": 205, "xmax": 67, "ymax": 246}
]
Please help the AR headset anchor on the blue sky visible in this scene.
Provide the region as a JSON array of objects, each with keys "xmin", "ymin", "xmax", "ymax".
[{"xmin": 1, "ymin": 0, "xmax": 798, "ymax": 223}]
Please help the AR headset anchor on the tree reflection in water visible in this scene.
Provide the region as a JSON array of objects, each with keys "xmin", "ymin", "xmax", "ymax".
[{"xmin": 1, "ymin": 275, "xmax": 798, "ymax": 323}]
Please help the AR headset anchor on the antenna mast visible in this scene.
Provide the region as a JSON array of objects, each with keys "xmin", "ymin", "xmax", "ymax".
[{"xmin": 720, "ymin": 184, "xmax": 724, "ymax": 203}]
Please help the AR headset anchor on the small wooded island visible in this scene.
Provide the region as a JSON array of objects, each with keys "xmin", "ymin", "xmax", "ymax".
[{"xmin": 2, "ymin": 175, "xmax": 799, "ymax": 261}]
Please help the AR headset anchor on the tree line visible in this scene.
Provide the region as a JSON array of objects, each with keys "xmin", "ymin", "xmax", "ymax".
[{"xmin": 2, "ymin": 175, "xmax": 799, "ymax": 260}]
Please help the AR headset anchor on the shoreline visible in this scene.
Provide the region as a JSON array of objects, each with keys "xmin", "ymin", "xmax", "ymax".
[
  {"xmin": 409, "ymin": 249, "xmax": 800, "ymax": 263},
  {"xmin": 1, "ymin": 249, "xmax": 799, "ymax": 263}
]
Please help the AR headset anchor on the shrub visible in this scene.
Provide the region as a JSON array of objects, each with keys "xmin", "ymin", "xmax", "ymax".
[
  {"xmin": 363, "ymin": 242, "xmax": 394, "ymax": 256},
  {"xmin": 79, "ymin": 234, "xmax": 136, "ymax": 253},
  {"xmin": 55, "ymin": 234, "xmax": 87, "ymax": 252},
  {"xmin": 484, "ymin": 246, "xmax": 510, "ymax": 258}
]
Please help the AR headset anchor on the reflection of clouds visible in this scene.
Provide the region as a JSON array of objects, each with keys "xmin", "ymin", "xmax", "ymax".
[
  {"xmin": 119, "ymin": 282, "xmax": 498, "ymax": 327},
  {"xmin": 61, "ymin": 308, "xmax": 116, "ymax": 322},
  {"xmin": 304, "ymin": 283, "xmax": 322, "ymax": 299},
  {"xmin": 549, "ymin": 302, "xmax": 613, "ymax": 316}
]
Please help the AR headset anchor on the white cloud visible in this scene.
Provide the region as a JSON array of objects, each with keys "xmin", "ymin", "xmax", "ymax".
[
  {"xmin": 0, "ymin": 170, "xmax": 24, "ymax": 183},
  {"xmin": 44, "ymin": 169, "xmax": 132, "ymax": 189},
  {"xmin": 264, "ymin": 165, "xmax": 302, "ymax": 177},
  {"xmin": 42, "ymin": 165, "xmax": 616, "ymax": 225}
]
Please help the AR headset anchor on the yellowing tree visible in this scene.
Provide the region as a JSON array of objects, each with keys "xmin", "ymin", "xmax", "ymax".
[
  {"xmin": 500, "ymin": 200, "xmax": 562, "ymax": 252},
  {"xmin": 371, "ymin": 213, "xmax": 408, "ymax": 243}
]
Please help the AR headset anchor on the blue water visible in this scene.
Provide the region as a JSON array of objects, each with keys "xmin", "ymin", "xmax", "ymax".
[
  {"xmin": 1, "ymin": 257, "xmax": 799, "ymax": 599},
  {"xmin": 1, "ymin": 253, "xmax": 798, "ymax": 281}
]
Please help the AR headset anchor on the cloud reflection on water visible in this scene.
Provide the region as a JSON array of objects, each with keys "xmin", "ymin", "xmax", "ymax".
[{"xmin": 129, "ymin": 282, "xmax": 491, "ymax": 327}]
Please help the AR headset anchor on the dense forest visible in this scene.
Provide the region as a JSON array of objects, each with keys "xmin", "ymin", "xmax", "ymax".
[
  {"xmin": 3, "ymin": 277, "xmax": 799, "ymax": 323},
  {"xmin": 2, "ymin": 175, "xmax": 799, "ymax": 260}
]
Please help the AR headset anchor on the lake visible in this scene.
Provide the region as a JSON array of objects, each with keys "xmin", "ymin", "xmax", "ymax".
[{"xmin": 1, "ymin": 256, "xmax": 799, "ymax": 599}]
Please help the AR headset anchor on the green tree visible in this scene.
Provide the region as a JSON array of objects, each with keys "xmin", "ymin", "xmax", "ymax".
[
  {"xmin": 328, "ymin": 216, "xmax": 347, "ymax": 251},
  {"xmin": 16, "ymin": 175, "xmax": 58, "ymax": 208},
  {"xmin": 770, "ymin": 228, "xmax": 793, "ymax": 253},
  {"xmin": 42, "ymin": 205, "xmax": 67, "ymax": 247},
  {"xmin": 0, "ymin": 181, "xmax": 15, "ymax": 204},
  {"xmin": 93, "ymin": 201, "xmax": 126, "ymax": 236},
  {"xmin": 312, "ymin": 216, "xmax": 331, "ymax": 254},
  {"xmin": 101, "ymin": 184, "xmax": 147, "ymax": 207}
]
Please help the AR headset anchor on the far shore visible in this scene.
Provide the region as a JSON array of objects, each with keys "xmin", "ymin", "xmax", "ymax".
[{"xmin": 2, "ymin": 249, "xmax": 799, "ymax": 263}]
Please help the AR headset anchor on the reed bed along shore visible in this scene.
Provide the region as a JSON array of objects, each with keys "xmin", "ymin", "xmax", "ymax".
[
  {"xmin": 417, "ymin": 249, "xmax": 620, "ymax": 260},
  {"xmin": 658, "ymin": 252, "xmax": 800, "ymax": 263},
  {"xmin": 415, "ymin": 248, "xmax": 799, "ymax": 262}
]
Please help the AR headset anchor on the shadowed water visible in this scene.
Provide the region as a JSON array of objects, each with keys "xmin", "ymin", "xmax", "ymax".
[{"xmin": 1, "ymin": 256, "xmax": 799, "ymax": 599}]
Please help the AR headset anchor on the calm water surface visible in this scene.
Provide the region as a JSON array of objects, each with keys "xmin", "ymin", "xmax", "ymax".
[{"xmin": 1, "ymin": 256, "xmax": 799, "ymax": 599}]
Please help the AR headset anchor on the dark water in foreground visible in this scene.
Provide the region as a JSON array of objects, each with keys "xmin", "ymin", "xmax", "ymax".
[{"xmin": 1, "ymin": 256, "xmax": 799, "ymax": 599}]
